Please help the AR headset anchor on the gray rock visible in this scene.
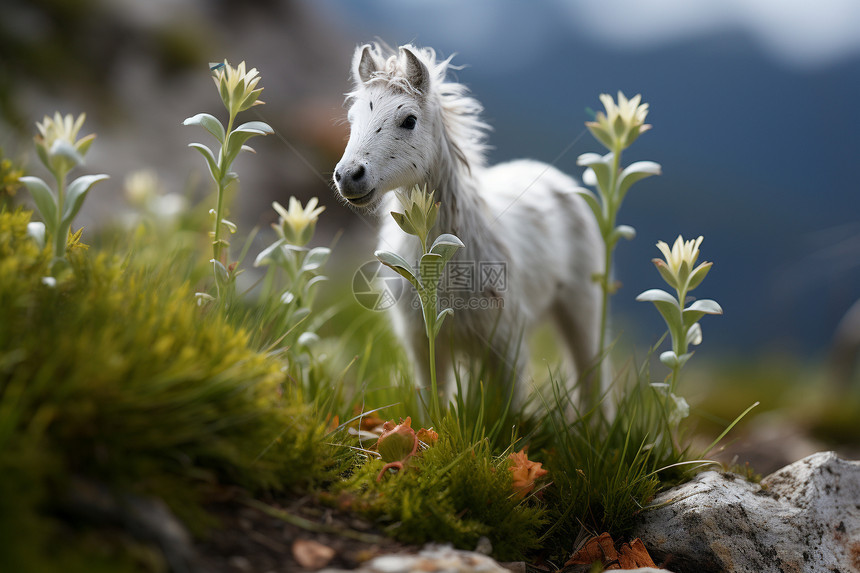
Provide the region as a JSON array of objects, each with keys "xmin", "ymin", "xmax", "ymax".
[
  {"xmin": 320, "ymin": 544, "xmax": 509, "ymax": 573},
  {"xmin": 633, "ymin": 451, "xmax": 860, "ymax": 572},
  {"xmin": 319, "ymin": 544, "xmax": 673, "ymax": 573}
]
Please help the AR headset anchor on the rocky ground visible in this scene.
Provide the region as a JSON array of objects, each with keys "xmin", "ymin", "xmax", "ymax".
[{"xmin": 188, "ymin": 450, "xmax": 860, "ymax": 573}]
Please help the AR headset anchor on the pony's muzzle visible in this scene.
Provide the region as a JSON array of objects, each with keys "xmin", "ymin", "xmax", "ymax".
[{"xmin": 334, "ymin": 162, "xmax": 374, "ymax": 203}]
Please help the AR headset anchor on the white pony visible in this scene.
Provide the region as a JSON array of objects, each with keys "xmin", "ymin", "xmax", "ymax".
[{"xmin": 333, "ymin": 43, "xmax": 605, "ymax": 405}]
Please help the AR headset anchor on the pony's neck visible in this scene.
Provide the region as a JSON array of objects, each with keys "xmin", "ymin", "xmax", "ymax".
[{"xmin": 427, "ymin": 138, "xmax": 505, "ymax": 262}]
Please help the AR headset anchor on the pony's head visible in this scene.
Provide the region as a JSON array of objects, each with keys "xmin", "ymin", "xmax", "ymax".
[{"xmin": 333, "ymin": 43, "xmax": 487, "ymax": 210}]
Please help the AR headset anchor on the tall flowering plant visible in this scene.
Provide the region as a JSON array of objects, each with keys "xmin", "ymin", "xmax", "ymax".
[
  {"xmin": 20, "ymin": 113, "xmax": 108, "ymax": 265},
  {"xmin": 637, "ymin": 235, "xmax": 722, "ymax": 428},
  {"xmin": 375, "ymin": 185, "xmax": 464, "ymax": 423},
  {"xmin": 576, "ymin": 92, "xmax": 661, "ymax": 408},
  {"xmin": 184, "ymin": 60, "xmax": 273, "ymax": 305}
]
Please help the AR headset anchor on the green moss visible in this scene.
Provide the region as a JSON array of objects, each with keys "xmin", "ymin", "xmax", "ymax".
[
  {"xmin": 334, "ymin": 426, "xmax": 547, "ymax": 563},
  {"xmin": 0, "ymin": 210, "xmax": 330, "ymax": 570}
]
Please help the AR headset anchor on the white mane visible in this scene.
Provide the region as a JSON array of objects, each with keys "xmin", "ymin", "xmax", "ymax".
[{"xmin": 347, "ymin": 43, "xmax": 490, "ymax": 174}]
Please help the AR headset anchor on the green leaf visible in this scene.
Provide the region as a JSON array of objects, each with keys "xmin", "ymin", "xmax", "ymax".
[
  {"xmin": 652, "ymin": 259, "xmax": 678, "ymax": 291},
  {"xmin": 617, "ymin": 161, "xmax": 661, "ymax": 204},
  {"xmin": 235, "ymin": 121, "xmax": 274, "ymax": 135},
  {"xmin": 375, "ymin": 250, "xmax": 420, "ymax": 290},
  {"xmin": 391, "ymin": 211, "xmax": 417, "ymax": 236},
  {"xmin": 20, "ymin": 176, "xmax": 58, "ymax": 232},
  {"xmin": 608, "ymin": 224, "xmax": 636, "ymax": 246},
  {"xmin": 682, "ymin": 299, "xmax": 723, "ymax": 328},
  {"xmin": 220, "ymin": 218, "xmax": 237, "ymax": 234},
  {"xmin": 429, "ymin": 233, "xmax": 464, "ymax": 265},
  {"xmin": 586, "ymin": 124, "xmax": 615, "ymax": 150},
  {"xmin": 292, "ymin": 307, "xmax": 311, "ymax": 323},
  {"xmin": 303, "ymin": 275, "xmax": 329, "ymax": 297},
  {"xmin": 576, "ymin": 152, "xmax": 613, "ymax": 195},
  {"xmin": 636, "ymin": 288, "xmax": 682, "ymax": 336},
  {"xmin": 635, "ymin": 288, "xmax": 677, "ymax": 305},
  {"xmin": 183, "ymin": 113, "xmax": 226, "ymax": 143},
  {"xmin": 224, "ymin": 127, "xmax": 270, "ymax": 168},
  {"xmin": 188, "ymin": 143, "xmax": 220, "ymax": 183},
  {"xmin": 419, "ymin": 252, "xmax": 444, "ymax": 291},
  {"xmin": 211, "ymin": 259, "xmax": 229, "ymax": 288},
  {"xmin": 49, "ymin": 140, "xmax": 84, "ymax": 167},
  {"xmin": 239, "ymin": 91, "xmax": 262, "ymax": 112},
  {"xmin": 686, "ymin": 323, "xmax": 703, "ymax": 346},
  {"xmin": 426, "ymin": 201, "xmax": 439, "ymax": 233},
  {"xmin": 75, "ymin": 133, "xmax": 97, "ymax": 158},
  {"xmin": 61, "ymin": 174, "xmax": 109, "ymax": 228},
  {"xmin": 686, "ymin": 262, "xmax": 712, "ymax": 292},
  {"xmin": 35, "ymin": 142, "xmax": 50, "ymax": 172},
  {"xmin": 659, "ymin": 351, "xmax": 678, "ymax": 368},
  {"xmin": 254, "ymin": 238, "xmax": 286, "ymax": 267},
  {"xmin": 433, "ymin": 308, "xmax": 454, "ymax": 338},
  {"xmin": 302, "ymin": 247, "xmax": 331, "ymax": 272},
  {"xmin": 573, "ymin": 188, "xmax": 607, "ymax": 234}
]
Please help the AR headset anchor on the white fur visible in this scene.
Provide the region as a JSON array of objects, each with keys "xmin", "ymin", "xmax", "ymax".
[{"xmin": 333, "ymin": 43, "xmax": 605, "ymax": 405}]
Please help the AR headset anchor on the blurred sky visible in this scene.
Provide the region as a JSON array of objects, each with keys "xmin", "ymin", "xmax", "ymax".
[{"xmin": 310, "ymin": 0, "xmax": 860, "ymax": 360}]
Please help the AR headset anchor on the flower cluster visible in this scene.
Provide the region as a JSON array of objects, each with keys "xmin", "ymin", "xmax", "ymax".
[
  {"xmin": 211, "ymin": 60, "xmax": 265, "ymax": 119},
  {"xmin": 34, "ymin": 112, "xmax": 96, "ymax": 182},
  {"xmin": 391, "ymin": 185, "xmax": 439, "ymax": 252},
  {"xmin": 586, "ymin": 91, "xmax": 651, "ymax": 152},
  {"xmin": 653, "ymin": 235, "xmax": 712, "ymax": 295},
  {"xmin": 273, "ymin": 197, "xmax": 325, "ymax": 247}
]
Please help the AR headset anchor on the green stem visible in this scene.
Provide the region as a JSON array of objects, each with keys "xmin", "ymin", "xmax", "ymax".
[
  {"xmin": 53, "ymin": 174, "xmax": 67, "ymax": 259},
  {"xmin": 428, "ymin": 326, "xmax": 440, "ymax": 422},
  {"xmin": 420, "ymin": 288, "xmax": 441, "ymax": 423},
  {"xmin": 670, "ymin": 285, "xmax": 688, "ymax": 394},
  {"xmin": 213, "ymin": 113, "xmax": 236, "ymax": 264},
  {"xmin": 592, "ymin": 146, "xmax": 622, "ymax": 410}
]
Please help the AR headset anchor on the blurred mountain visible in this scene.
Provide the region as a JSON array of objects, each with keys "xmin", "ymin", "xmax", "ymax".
[{"xmin": 312, "ymin": 0, "xmax": 860, "ymax": 358}]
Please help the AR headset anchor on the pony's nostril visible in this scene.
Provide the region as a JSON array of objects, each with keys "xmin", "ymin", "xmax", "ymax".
[
  {"xmin": 352, "ymin": 165, "xmax": 366, "ymax": 181},
  {"xmin": 335, "ymin": 170, "xmax": 342, "ymax": 182}
]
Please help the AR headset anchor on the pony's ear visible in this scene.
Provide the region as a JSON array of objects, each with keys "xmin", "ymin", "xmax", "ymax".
[
  {"xmin": 354, "ymin": 45, "xmax": 377, "ymax": 84},
  {"xmin": 400, "ymin": 47, "xmax": 429, "ymax": 94}
]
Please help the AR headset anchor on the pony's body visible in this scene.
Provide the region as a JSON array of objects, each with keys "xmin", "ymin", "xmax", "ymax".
[{"xmin": 334, "ymin": 43, "xmax": 604, "ymax": 404}]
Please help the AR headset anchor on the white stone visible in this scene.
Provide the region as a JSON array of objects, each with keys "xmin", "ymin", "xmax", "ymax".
[{"xmin": 633, "ymin": 451, "xmax": 860, "ymax": 572}]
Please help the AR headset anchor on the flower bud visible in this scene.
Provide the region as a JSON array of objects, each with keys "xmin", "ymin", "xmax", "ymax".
[
  {"xmin": 272, "ymin": 197, "xmax": 325, "ymax": 247},
  {"xmin": 376, "ymin": 417, "xmax": 418, "ymax": 463},
  {"xmin": 585, "ymin": 91, "xmax": 651, "ymax": 152},
  {"xmin": 509, "ymin": 449, "xmax": 549, "ymax": 500}
]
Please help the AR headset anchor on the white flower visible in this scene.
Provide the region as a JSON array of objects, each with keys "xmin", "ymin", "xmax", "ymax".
[
  {"xmin": 212, "ymin": 60, "xmax": 265, "ymax": 116},
  {"xmin": 273, "ymin": 197, "xmax": 325, "ymax": 246},
  {"xmin": 653, "ymin": 235, "xmax": 712, "ymax": 292},
  {"xmin": 586, "ymin": 91, "xmax": 651, "ymax": 150},
  {"xmin": 34, "ymin": 112, "xmax": 96, "ymax": 176}
]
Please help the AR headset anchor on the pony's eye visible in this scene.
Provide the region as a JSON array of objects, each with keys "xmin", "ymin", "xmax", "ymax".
[{"xmin": 400, "ymin": 115, "xmax": 417, "ymax": 130}]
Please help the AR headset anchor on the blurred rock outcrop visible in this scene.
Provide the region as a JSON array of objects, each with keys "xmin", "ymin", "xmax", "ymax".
[{"xmin": 633, "ymin": 452, "xmax": 860, "ymax": 573}]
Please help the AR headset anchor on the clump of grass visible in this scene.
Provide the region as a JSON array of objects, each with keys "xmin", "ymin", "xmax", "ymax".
[
  {"xmin": 331, "ymin": 419, "xmax": 548, "ymax": 563},
  {"xmin": 0, "ymin": 209, "xmax": 331, "ymax": 571}
]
